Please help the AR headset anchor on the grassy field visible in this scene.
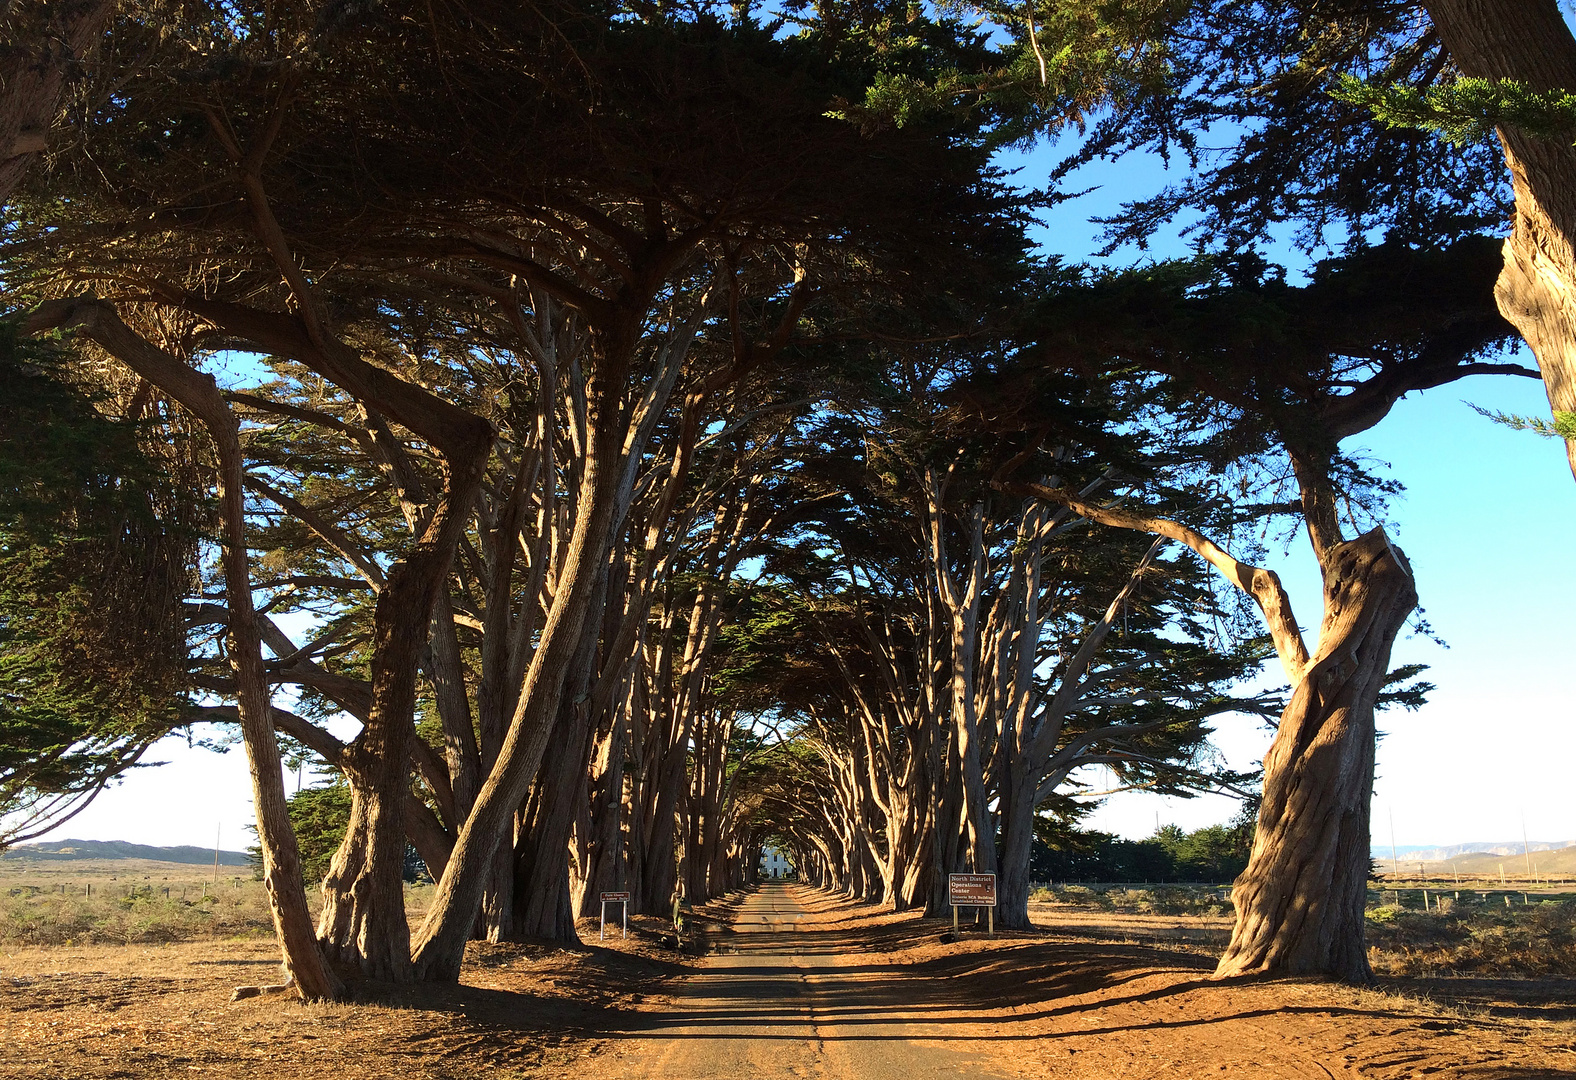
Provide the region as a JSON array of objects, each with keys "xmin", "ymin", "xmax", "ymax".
[
  {"xmin": 0, "ymin": 857, "xmax": 435, "ymax": 946},
  {"xmin": 1028, "ymin": 881, "xmax": 1576, "ymax": 977},
  {"xmin": 4, "ymin": 859, "xmax": 1572, "ymax": 980}
]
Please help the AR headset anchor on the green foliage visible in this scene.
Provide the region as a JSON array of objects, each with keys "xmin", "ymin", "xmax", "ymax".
[
  {"xmin": 0, "ymin": 323, "xmax": 199, "ymax": 847},
  {"xmin": 1064, "ymin": 1, "xmax": 1510, "ymax": 255},
  {"xmin": 276, "ymin": 778, "xmax": 353, "ymax": 885},
  {"xmin": 1030, "ymin": 810, "xmax": 1254, "ymax": 883},
  {"xmin": 1330, "ymin": 73, "xmax": 1576, "ymax": 148},
  {"xmin": 1030, "ymin": 882, "xmax": 1232, "ymax": 916},
  {"xmin": 815, "ymin": 0, "xmax": 1183, "ymax": 148},
  {"xmin": 1468, "ymin": 403, "xmax": 1576, "ymax": 441},
  {"xmin": 251, "ymin": 776, "xmax": 429, "ymax": 884},
  {"xmin": 1376, "ymin": 663, "xmax": 1435, "ymax": 713}
]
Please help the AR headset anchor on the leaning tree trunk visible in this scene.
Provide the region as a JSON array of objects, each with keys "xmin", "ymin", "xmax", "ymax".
[
  {"xmin": 316, "ymin": 551, "xmax": 454, "ymax": 982},
  {"xmin": 411, "ymin": 375, "xmax": 627, "ymax": 981},
  {"xmin": 313, "ymin": 399, "xmax": 490, "ymax": 981},
  {"xmin": 164, "ymin": 289, "xmax": 494, "ymax": 982},
  {"xmin": 1423, "ymin": 0, "xmax": 1576, "ymax": 478},
  {"xmin": 30, "ymin": 300, "xmax": 342, "ymax": 1000},
  {"xmin": 211, "ymin": 393, "xmax": 345, "ymax": 1000},
  {"xmin": 1214, "ymin": 528, "xmax": 1417, "ymax": 982},
  {"xmin": 509, "ymin": 664, "xmax": 601, "ymax": 943}
]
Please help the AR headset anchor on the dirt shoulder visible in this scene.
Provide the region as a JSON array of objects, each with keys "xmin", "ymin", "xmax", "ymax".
[
  {"xmin": 0, "ymin": 918, "xmax": 694, "ymax": 1079},
  {"xmin": 623, "ymin": 885, "xmax": 1576, "ymax": 1080},
  {"xmin": 2, "ymin": 888, "xmax": 1573, "ymax": 1079}
]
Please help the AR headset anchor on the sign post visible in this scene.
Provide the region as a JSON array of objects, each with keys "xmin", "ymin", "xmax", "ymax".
[
  {"xmin": 599, "ymin": 891, "xmax": 630, "ymax": 941},
  {"xmin": 947, "ymin": 873, "xmax": 997, "ymax": 936}
]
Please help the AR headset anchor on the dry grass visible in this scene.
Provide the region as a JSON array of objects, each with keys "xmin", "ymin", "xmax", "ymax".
[
  {"xmin": 1366, "ymin": 895, "xmax": 1576, "ymax": 976},
  {"xmin": 0, "ymin": 857, "xmax": 436, "ymax": 946},
  {"xmin": 1030, "ymin": 883, "xmax": 1234, "ymax": 917},
  {"xmin": 0, "ymin": 931, "xmax": 691, "ymax": 1080},
  {"xmin": 1025, "ymin": 883, "xmax": 1576, "ymax": 980}
]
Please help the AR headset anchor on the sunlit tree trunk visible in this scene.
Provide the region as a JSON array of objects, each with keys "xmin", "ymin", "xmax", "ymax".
[
  {"xmin": 29, "ymin": 300, "xmax": 342, "ymax": 1000},
  {"xmin": 412, "ymin": 350, "xmax": 627, "ymax": 979},
  {"xmin": 1008, "ymin": 463, "xmax": 1414, "ymax": 979},
  {"xmin": 1215, "ymin": 529, "xmax": 1415, "ymax": 981},
  {"xmin": 1423, "ymin": 0, "xmax": 1576, "ymax": 476}
]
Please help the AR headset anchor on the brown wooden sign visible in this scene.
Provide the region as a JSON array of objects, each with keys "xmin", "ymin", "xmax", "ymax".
[
  {"xmin": 948, "ymin": 873, "xmax": 997, "ymax": 906},
  {"xmin": 600, "ymin": 891, "xmax": 631, "ymax": 902}
]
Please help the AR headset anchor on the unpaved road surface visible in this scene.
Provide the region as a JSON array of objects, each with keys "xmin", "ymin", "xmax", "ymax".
[
  {"xmin": 580, "ymin": 883, "xmax": 1013, "ymax": 1079},
  {"xmin": 579, "ymin": 883, "xmax": 1576, "ymax": 1080},
  {"xmin": 2, "ymin": 883, "xmax": 1573, "ymax": 1077}
]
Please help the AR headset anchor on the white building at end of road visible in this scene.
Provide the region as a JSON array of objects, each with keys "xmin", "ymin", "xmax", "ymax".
[{"xmin": 760, "ymin": 846, "xmax": 792, "ymax": 879}]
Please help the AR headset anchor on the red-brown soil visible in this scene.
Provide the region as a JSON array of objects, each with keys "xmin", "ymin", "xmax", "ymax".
[{"xmin": 0, "ymin": 886, "xmax": 1571, "ymax": 1078}]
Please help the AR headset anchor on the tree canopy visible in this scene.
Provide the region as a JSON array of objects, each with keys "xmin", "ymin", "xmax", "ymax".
[{"xmin": 0, "ymin": 0, "xmax": 1553, "ymax": 991}]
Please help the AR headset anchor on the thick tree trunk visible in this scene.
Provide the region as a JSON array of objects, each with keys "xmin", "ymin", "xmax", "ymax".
[
  {"xmin": 1214, "ymin": 528, "xmax": 1417, "ymax": 982},
  {"xmin": 580, "ymin": 712, "xmax": 628, "ymax": 908},
  {"xmin": 411, "ymin": 359, "xmax": 627, "ymax": 981},
  {"xmin": 316, "ymin": 762, "xmax": 413, "ymax": 980},
  {"xmin": 213, "ymin": 415, "xmax": 344, "ymax": 1000},
  {"xmin": 27, "ymin": 301, "xmax": 341, "ymax": 1000},
  {"xmin": 924, "ymin": 737, "xmax": 966, "ymax": 917},
  {"xmin": 1423, "ymin": 0, "xmax": 1576, "ymax": 477},
  {"xmin": 638, "ymin": 720, "xmax": 692, "ymax": 913},
  {"xmin": 509, "ymin": 684, "xmax": 600, "ymax": 942},
  {"xmin": 162, "ymin": 291, "xmax": 494, "ymax": 983},
  {"xmin": 0, "ymin": 0, "xmax": 111, "ymax": 204},
  {"xmin": 316, "ymin": 479, "xmax": 489, "ymax": 981},
  {"xmin": 995, "ymin": 764, "xmax": 1037, "ymax": 932}
]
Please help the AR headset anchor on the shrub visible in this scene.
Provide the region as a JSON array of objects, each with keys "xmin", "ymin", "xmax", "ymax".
[{"xmin": 1367, "ymin": 897, "xmax": 1576, "ymax": 976}]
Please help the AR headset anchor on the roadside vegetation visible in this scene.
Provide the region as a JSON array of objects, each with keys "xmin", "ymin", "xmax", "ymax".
[
  {"xmin": 0, "ymin": 858, "xmax": 436, "ymax": 946},
  {"xmin": 1031, "ymin": 817, "xmax": 1256, "ymax": 884}
]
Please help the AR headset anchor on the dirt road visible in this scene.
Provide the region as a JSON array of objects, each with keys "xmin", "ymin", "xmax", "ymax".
[
  {"xmin": 3, "ymin": 883, "xmax": 1573, "ymax": 1078},
  {"xmin": 580, "ymin": 882, "xmax": 1014, "ymax": 1079},
  {"xmin": 579, "ymin": 883, "xmax": 1576, "ymax": 1080}
]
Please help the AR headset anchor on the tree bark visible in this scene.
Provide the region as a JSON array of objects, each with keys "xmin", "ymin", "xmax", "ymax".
[
  {"xmin": 165, "ymin": 294, "xmax": 494, "ymax": 982},
  {"xmin": 1422, "ymin": 0, "xmax": 1576, "ymax": 476},
  {"xmin": 312, "ymin": 427, "xmax": 490, "ymax": 981},
  {"xmin": 995, "ymin": 761, "xmax": 1038, "ymax": 932},
  {"xmin": 0, "ymin": 0, "xmax": 111, "ymax": 204},
  {"xmin": 507, "ymin": 604, "xmax": 605, "ymax": 943},
  {"xmin": 26, "ymin": 299, "xmax": 342, "ymax": 1000},
  {"xmin": 1214, "ymin": 527, "xmax": 1416, "ymax": 982},
  {"xmin": 411, "ymin": 340, "xmax": 629, "ymax": 981},
  {"xmin": 1002, "ymin": 476, "xmax": 1406, "ymax": 978}
]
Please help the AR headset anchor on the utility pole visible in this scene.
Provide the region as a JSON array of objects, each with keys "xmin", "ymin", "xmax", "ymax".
[
  {"xmin": 1389, "ymin": 808, "xmax": 1400, "ymax": 880},
  {"xmin": 212, "ymin": 823, "xmax": 221, "ymax": 884},
  {"xmin": 1523, "ymin": 811, "xmax": 1534, "ymax": 880}
]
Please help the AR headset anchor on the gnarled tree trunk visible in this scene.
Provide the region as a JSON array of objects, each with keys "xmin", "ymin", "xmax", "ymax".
[
  {"xmin": 1214, "ymin": 528, "xmax": 1417, "ymax": 982},
  {"xmin": 311, "ymin": 413, "xmax": 491, "ymax": 982},
  {"xmin": 1422, "ymin": 0, "xmax": 1576, "ymax": 477},
  {"xmin": 28, "ymin": 300, "xmax": 342, "ymax": 1000}
]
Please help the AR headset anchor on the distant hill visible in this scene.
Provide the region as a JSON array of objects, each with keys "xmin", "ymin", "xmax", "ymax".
[
  {"xmin": 1419, "ymin": 845, "xmax": 1576, "ymax": 878},
  {"xmin": 1364, "ymin": 843, "xmax": 1576, "ymax": 879},
  {"xmin": 2, "ymin": 840, "xmax": 251, "ymax": 866},
  {"xmin": 1371, "ymin": 841, "xmax": 1575, "ymax": 863}
]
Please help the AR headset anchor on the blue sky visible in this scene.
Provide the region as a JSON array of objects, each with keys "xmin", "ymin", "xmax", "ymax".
[
  {"xmin": 31, "ymin": 82, "xmax": 1576, "ymax": 855},
  {"xmin": 1012, "ymin": 132, "xmax": 1576, "ymax": 847}
]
